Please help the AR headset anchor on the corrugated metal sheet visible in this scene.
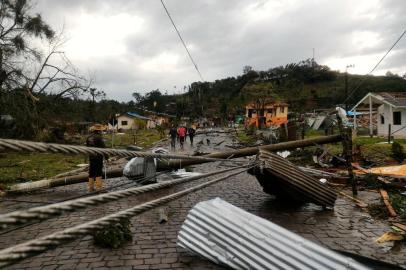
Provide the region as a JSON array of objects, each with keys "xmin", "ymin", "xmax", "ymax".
[
  {"xmin": 312, "ymin": 115, "xmax": 326, "ymax": 130},
  {"xmin": 307, "ymin": 117, "xmax": 316, "ymax": 128},
  {"xmin": 256, "ymin": 150, "xmax": 337, "ymax": 207},
  {"xmin": 177, "ymin": 198, "xmax": 371, "ymax": 270}
]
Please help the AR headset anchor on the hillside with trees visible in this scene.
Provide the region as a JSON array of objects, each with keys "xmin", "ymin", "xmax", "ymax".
[
  {"xmin": 0, "ymin": 1, "xmax": 405, "ymax": 139},
  {"xmin": 2, "ymin": 57, "xmax": 406, "ymax": 139}
]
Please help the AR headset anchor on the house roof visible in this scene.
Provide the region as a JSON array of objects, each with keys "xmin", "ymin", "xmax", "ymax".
[
  {"xmin": 376, "ymin": 92, "xmax": 406, "ymax": 107},
  {"xmin": 352, "ymin": 92, "xmax": 406, "ymax": 111},
  {"xmin": 123, "ymin": 112, "xmax": 152, "ymax": 121}
]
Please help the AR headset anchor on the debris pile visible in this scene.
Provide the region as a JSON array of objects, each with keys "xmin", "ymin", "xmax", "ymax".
[{"xmin": 250, "ymin": 149, "xmax": 337, "ymax": 207}]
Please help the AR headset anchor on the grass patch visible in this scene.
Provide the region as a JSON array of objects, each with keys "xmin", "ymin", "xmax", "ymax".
[
  {"xmin": 355, "ymin": 137, "xmax": 406, "ymax": 146},
  {"xmin": 0, "ymin": 152, "xmax": 85, "ymax": 186},
  {"xmin": 103, "ymin": 129, "xmax": 162, "ymax": 148},
  {"xmin": 235, "ymin": 131, "xmax": 256, "ymax": 145},
  {"xmin": 305, "ymin": 129, "xmax": 326, "ymax": 138}
]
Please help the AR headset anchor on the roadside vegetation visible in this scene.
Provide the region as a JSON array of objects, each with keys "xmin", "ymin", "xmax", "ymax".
[
  {"xmin": 0, "ymin": 129, "xmax": 165, "ymax": 188},
  {"xmin": 0, "ymin": 153, "xmax": 85, "ymax": 188},
  {"xmin": 102, "ymin": 129, "xmax": 162, "ymax": 148}
]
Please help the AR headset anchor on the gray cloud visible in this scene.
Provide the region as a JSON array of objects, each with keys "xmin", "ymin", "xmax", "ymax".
[{"xmin": 34, "ymin": 0, "xmax": 406, "ymax": 101}]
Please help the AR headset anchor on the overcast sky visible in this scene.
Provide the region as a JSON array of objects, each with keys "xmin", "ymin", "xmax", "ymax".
[{"xmin": 34, "ymin": 0, "xmax": 406, "ymax": 101}]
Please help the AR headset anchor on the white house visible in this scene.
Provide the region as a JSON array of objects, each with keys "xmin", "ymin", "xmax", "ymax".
[
  {"xmin": 352, "ymin": 92, "xmax": 406, "ymax": 138},
  {"xmin": 115, "ymin": 112, "xmax": 155, "ymax": 131}
]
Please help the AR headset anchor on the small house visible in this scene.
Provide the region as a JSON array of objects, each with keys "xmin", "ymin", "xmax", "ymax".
[
  {"xmin": 245, "ymin": 100, "xmax": 288, "ymax": 128},
  {"xmin": 116, "ymin": 112, "xmax": 154, "ymax": 131},
  {"xmin": 352, "ymin": 92, "xmax": 406, "ymax": 138}
]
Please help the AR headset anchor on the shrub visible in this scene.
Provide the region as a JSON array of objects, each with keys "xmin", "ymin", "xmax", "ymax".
[{"xmin": 93, "ymin": 218, "xmax": 132, "ymax": 248}]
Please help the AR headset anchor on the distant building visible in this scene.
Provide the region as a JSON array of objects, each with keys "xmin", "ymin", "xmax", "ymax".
[
  {"xmin": 115, "ymin": 112, "xmax": 155, "ymax": 131},
  {"xmin": 352, "ymin": 92, "xmax": 406, "ymax": 138},
  {"xmin": 245, "ymin": 101, "xmax": 288, "ymax": 128}
]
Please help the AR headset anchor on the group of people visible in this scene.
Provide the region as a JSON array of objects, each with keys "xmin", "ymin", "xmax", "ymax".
[{"xmin": 169, "ymin": 125, "xmax": 196, "ymax": 150}]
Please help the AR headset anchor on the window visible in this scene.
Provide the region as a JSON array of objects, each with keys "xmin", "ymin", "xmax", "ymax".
[
  {"xmin": 393, "ymin": 111, "xmax": 401, "ymax": 125},
  {"xmin": 248, "ymin": 109, "xmax": 253, "ymax": 118},
  {"xmin": 121, "ymin": 120, "xmax": 128, "ymax": 126},
  {"xmin": 380, "ymin": 115, "xmax": 385, "ymax": 124},
  {"xmin": 280, "ymin": 106, "xmax": 285, "ymax": 113}
]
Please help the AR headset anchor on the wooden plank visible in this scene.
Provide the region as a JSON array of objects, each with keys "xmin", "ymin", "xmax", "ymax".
[
  {"xmin": 379, "ymin": 189, "xmax": 397, "ymax": 217},
  {"xmin": 351, "ymin": 163, "xmax": 391, "ymax": 184},
  {"xmin": 392, "ymin": 222, "xmax": 406, "ymax": 232}
]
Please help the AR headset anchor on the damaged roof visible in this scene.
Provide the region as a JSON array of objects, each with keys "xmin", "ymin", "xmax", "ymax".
[{"xmin": 352, "ymin": 92, "xmax": 406, "ymax": 110}]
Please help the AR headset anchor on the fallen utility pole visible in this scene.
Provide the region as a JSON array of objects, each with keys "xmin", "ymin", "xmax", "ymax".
[
  {"xmin": 5, "ymin": 135, "xmax": 341, "ymax": 193},
  {"xmin": 159, "ymin": 134, "xmax": 342, "ymax": 169},
  {"xmin": 6, "ymin": 167, "xmax": 123, "ymax": 193}
]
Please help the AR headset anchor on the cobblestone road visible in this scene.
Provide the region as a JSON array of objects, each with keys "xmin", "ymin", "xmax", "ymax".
[{"xmin": 0, "ymin": 131, "xmax": 405, "ymax": 269}]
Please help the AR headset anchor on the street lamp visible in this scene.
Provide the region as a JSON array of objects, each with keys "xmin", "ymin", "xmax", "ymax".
[{"xmin": 344, "ymin": 64, "xmax": 355, "ymax": 112}]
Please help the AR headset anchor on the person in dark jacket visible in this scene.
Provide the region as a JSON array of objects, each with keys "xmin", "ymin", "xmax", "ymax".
[
  {"xmin": 86, "ymin": 126, "xmax": 105, "ymax": 191},
  {"xmin": 188, "ymin": 126, "xmax": 196, "ymax": 146},
  {"xmin": 169, "ymin": 125, "xmax": 177, "ymax": 150}
]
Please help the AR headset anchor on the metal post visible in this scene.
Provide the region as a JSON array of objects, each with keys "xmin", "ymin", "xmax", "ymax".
[
  {"xmin": 112, "ymin": 117, "xmax": 115, "ymax": 148},
  {"xmin": 369, "ymin": 95, "xmax": 373, "ymax": 137},
  {"xmin": 388, "ymin": 124, "xmax": 391, "ymax": 144},
  {"xmin": 389, "ymin": 105, "xmax": 393, "ymax": 143}
]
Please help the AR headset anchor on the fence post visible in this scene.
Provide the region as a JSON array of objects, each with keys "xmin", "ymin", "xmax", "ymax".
[{"xmin": 388, "ymin": 124, "xmax": 391, "ymax": 144}]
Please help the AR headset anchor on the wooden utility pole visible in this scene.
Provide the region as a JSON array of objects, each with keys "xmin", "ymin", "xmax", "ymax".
[{"xmin": 337, "ymin": 115, "xmax": 357, "ymax": 196}]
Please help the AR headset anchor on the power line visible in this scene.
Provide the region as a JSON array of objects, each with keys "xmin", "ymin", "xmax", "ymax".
[
  {"xmin": 160, "ymin": 0, "xmax": 204, "ymax": 81},
  {"xmin": 343, "ymin": 29, "xmax": 406, "ymax": 106}
]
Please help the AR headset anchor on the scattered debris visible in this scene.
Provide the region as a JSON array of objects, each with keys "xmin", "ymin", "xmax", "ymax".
[
  {"xmin": 276, "ymin": 150, "xmax": 290, "ymax": 158},
  {"xmin": 177, "ymin": 198, "xmax": 369, "ymax": 270},
  {"xmin": 251, "ymin": 149, "xmax": 337, "ymax": 207},
  {"xmin": 158, "ymin": 207, "xmax": 168, "ymax": 223},
  {"xmin": 379, "ymin": 189, "xmax": 397, "ymax": 217},
  {"xmin": 354, "ymin": 164, "xmax": 406, "ymax": 178},
  {"xmin": 338, "ymin": 191, "xmax": 368, "ymax": 208},
  {"xmin": 392, "ymin": 223, "xmax": 406, "ymax": 233},
  {"xmin": 123, "ymin": 157, "xmax": 156, "ymax": 183},
  {"xmin": 171, "ymin": 169, "xmax": 201, "ymax": 178},
  {"xmin": 376, "ymin": 232, "xmax": 404, "ymax": 243}
]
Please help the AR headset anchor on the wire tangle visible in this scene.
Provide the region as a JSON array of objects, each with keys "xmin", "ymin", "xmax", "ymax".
[
  {"xmin": 0, "ymin": 167, "xmax": 251, "ymax": 268},
  {"xmin": 0, "ymin": 166, "xmax": 249, "ymax": 229},
  {"xmin": 0, "ymin": 138, "xmax": 232, "ymax": 162}
]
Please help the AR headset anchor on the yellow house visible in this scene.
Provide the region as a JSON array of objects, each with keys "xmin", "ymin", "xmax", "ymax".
[{"xmin": 245, "ymin": 101, "xmax": 288, "ymax": 128}]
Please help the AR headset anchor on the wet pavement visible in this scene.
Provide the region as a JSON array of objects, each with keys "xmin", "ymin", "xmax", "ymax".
[{"xmin": 0, "ymin": 130, "xmax": 405, "ymax": 269}]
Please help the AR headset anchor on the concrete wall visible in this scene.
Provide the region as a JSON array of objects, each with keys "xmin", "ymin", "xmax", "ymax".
[
  {"xmin": 117, "ymin": 115, "xmax": 135, "ymax": 130},
  {"xmin": 377, "ymin": 104, "xmax": 406, "ymax": 138}
]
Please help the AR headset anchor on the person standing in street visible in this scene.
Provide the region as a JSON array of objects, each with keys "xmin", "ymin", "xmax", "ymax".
[
  {"xmin": 188, "ymin": 126, "xmax": 196, "ymax": 146},
  {"xmin": 177, "ymin": 126, "xmax": 187, "ymax": 150},
  {"xmin": 169, "ymin": 125, "xmax": 177, "ymax": 150},
  {"xmin": 86, "ymin": 125, "xmax": 106, "ymax": 192}
]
